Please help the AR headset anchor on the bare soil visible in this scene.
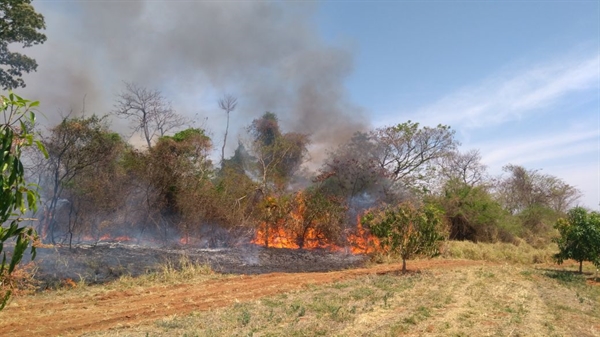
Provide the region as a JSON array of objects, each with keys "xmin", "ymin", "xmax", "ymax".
[{"xmin": 0, "ymin": 259, "xmax": 478, "ymax": 337}]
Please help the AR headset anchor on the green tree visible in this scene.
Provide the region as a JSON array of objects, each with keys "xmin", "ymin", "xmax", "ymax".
[
  {"xmin": 431, "ymin": 179, "xmax": 514, "ymax": 243},
  {"xmin": 553, "ymin": 207, "xmax": 600, "ymax": 273},
  {"xmin": 0, "ymin": 93, "xmax": 46, "ymax": 310},
  {"xmin": 0, "ymin": 0, "xmax": 47, "ymax": 89},
  {"xmin": 362, "ymin": 202, "xmax": 447, "ymax": 272}
]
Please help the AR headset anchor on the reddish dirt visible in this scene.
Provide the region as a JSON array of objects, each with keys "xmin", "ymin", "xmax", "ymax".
[{"xmin": 0, "ymin": 259, "xmax": 482, "ymax": 337}]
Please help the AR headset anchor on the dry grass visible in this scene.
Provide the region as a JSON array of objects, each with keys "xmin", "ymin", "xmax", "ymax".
[
  {"xmin": 441, "ymin": 239, "xmax": 557, "ymax": 264},
  {"xmin": 84, "ymin": 260, "xmax": 600, "ymax": 337},
  {"xmin": 114, "ymin": 255, "xmax": 216, "ymax": 288},
  {"xmin": 7, "ymin": 242, "xmax": 600, "ymax": 336}
]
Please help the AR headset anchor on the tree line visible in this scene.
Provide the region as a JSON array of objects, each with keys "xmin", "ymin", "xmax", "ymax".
[{"xmin": 15, "ymin": 83, "xmax": 579, "ymax": 252}]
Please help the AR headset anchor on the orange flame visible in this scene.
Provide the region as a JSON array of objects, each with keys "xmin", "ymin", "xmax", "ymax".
[{"xmin": 251, "ymin": 215, "xmax": 380, "ymax": 255}]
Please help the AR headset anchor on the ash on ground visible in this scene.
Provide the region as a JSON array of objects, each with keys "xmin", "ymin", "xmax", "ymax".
[{"xmin": 33, "ymin": 243, "xmax": 368, "ymax": 287}]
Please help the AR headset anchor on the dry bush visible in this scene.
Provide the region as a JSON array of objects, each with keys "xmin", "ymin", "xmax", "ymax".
[
  {"xmin": 0, "ymin": 262, "xmax": 39, "ymax": 301},
  {"xmin": 442, "ymin": 239, "xmax": 557, "ymax": 264}
]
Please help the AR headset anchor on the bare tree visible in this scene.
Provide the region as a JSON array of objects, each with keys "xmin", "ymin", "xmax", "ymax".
[
  {"xmin": 496, "ymin": 164, "xmax": 581, "ymax": 214},
  {"xmin": 437, "ymin": 149, "xmax": 488, "ymax": 187},
  {"xmin": 373, "ymin": 121, "xmax": 457, "ymax": 194},
  {"xmin": 114, "ymin": 82, "xmax": 187, "ymax": 148},
  {"xmin": 218, "ymin": 94, "xmax": 237, "ymax": 166}
]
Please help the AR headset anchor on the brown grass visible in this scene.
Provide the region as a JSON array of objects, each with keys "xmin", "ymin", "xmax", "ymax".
[
  {"xmin": 83, "ymin": 259, "xmax": 600, "ymax": 336},
  {"xmin": 3, "ymin": 242, "xmax": 600, "ymax": 336}
]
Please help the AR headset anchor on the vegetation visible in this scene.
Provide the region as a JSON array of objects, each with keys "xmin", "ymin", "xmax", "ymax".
[
  {"xmin": 362, "ymin": 202, "xmax": 447, "ymax": 272},
  {"xmin": 0, "ymin": 93, "xmax": 46, "ymax": 310},
  {"xmin": 554, "ymin": 207, "xmax": 600, "ymax": 273},
  {"xmin": 0, "ymin": 0, "xmax": 46, "ymax": 89},
  {"xmin": 46, "ymin": 262, "xmax": 598, "ymax": 337},
  {"xmin": 13, "ymin": 94, "xmax": 582, "ymax": 255}
]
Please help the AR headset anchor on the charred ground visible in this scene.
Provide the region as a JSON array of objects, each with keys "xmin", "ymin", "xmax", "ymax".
[{"xmin": 33, "ymin": 242, "xmax": 368, "ymax": 287}]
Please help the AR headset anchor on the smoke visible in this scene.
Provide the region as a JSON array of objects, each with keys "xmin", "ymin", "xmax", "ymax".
[{"xmin": 20, "ymin": 1, "xmax": 367, "ymax": 163}]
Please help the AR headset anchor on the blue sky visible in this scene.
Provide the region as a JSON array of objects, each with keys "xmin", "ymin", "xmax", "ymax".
[
  {"xmin": 24, "ymin": 0, "xmax": 599, "ymax": 209},
  {"xmin": 315, "ymin": 1, "xmax": 599, "ymax": 209}
]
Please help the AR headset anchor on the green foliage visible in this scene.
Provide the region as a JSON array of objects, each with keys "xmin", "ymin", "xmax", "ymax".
[
  {"xmin": 362, "ymin": 202, "xmax": 447, "ymax": 272},
  {"xmin": 0, "ymin": 93, "xmax": 46, "ymax": 310},
  {"xmin": 553, "ymin": 207, "xmax": 600, "ymax": 273},
  {"xmin": 164, "ymin": 128, "xmax": 209, "ymax": 143},
  {"xmin": 0, "ymin": 0, "xmax": 47, "ymax": 89},
  {"xmin": 431, "ymin": 179, "xmax": 515, "ymax": 243}
]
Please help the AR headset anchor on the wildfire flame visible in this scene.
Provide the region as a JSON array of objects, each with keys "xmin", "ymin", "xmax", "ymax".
[
  {"xmin": 78, "ymin": 234, "xmax": 134, "ymax": 243},
  {"xmin": 251, "ymin": 215, "xmax": 380, "ymax": 255}
]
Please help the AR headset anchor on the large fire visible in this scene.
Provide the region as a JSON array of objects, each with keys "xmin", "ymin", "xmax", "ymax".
[
  {"xmin": 251, "ymin": 217, "xmax": 380, "ymax": 255},
  {"xmin": 249, "ymin": 192, "xmax": 380, "ymax": 254}
]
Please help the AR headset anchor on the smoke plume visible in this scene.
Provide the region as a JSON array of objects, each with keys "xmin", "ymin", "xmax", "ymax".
[{"xmin": 20, "ymin": 1, "xmax": 367, "ymax": 163}]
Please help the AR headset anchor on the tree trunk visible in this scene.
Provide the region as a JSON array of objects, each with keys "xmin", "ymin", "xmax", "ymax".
[
  {"xmin": 402, "ymin": 258, "xmax": 407, "ymax": 273},
  {"xmin": 579, "ymin": 260, "xmax": 583, "ymax": 274},
  {"xmin": 221, "ymin": 111, "xmax": 229, "ymax": 166}
]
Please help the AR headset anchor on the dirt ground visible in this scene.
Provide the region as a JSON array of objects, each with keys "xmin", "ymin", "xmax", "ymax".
[{"xmin": 0, "ymin": 259, "xmax": 479, "ymax": 337}]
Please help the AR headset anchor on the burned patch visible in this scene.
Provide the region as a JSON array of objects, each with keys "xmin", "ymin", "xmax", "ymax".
[{"xmin": 33, "ymin": 243, "xmax": 368, "ymax": 287}]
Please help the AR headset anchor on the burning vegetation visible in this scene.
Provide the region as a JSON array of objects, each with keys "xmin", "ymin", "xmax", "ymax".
[{"xmin": 2, "ymin": 87, "xmax": 580, "ymax": 288}]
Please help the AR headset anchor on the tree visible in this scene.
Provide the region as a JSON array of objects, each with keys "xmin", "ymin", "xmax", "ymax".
[
  {"xmin": 0, "ymin": 0, "xmax": 46, "ymax": 89},
  {"xmin": 318, "ymin": 131, "xmax": 386, "ymax": 200},
  {"xmin": 42, "ymin": 115, "xmax": 122, "ymax": 244},
  {"xmin": 362, "ymin": 202, "xmax": 447, "ymax": 272},
  {"xmin": 218, "ymin": 94, "xmax": 237, "ymax": 166},
  {"xmin": 430, "ymin": 179, "xmax": 513, "ymax": 243},
  {"xmin": 0, "ymin": 93, "xmax": 46, "ymax": 310},
  {"xmin": 246, "ymin": 112, "xmax": 309, "ymax": 192},
  {"xmin": 554, "ymin": 207, "xmax": 600, "ymax": 273},
  {"xmin": 496, "ymin": 164, "xmax": 580, "ymax": 215},
  {"xmin": 373, "ymin": 121, "xmax": 457, "ymax": 196},
  {"xmin": 287, "ymin": 188, "xmax": 346, "ymax": 249},
  {"xmin": 436, "ymin": 149, "xmax": 487, "ymax": 188},
  {"xmin": 113, "ymin": 82, "xmax": 187, "ymax": 148}
]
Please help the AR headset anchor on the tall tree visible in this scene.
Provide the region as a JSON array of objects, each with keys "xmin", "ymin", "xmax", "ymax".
[
  {"xmin": 0, "ymin": 0, "xmax": 46, "ymax": 89},
  {"xmin": 113, "ymin": 82, "xmax": 187, "ymax": 148},
  {"xmin": 373, "ymin": 121, "xmax": 457, "ymax": 196},
  {"xmin": 496, "ymin": 164, "xmax": 580, "ymax": 215},
  {"xmin": 218, "ymin": 94, "xmax": 237, "ymax": 166},
  {"xmin": 247, "ymin": 112, "xmax": 309, "ymax": 192},
  {"xmin": 318, "ymin": 131, "xmax": 386, "ymax": 199},
  {"xmin": 437, "ymin": 149, "xmax": 487, "ymax": 188},
  {"xmin": 42, "ymin": 115, "xmax": 121, "ymax": 244}
]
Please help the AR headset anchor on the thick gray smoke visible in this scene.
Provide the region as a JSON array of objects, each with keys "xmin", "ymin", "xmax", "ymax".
[{"xmin": 20, "ymin": 1, "xmax": 367, "ymax": 163}]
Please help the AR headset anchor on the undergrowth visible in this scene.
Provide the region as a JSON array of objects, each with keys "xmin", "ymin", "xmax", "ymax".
[{"xmin": 441, "ymin": 239, "xmax": 556, "ymax": 264}]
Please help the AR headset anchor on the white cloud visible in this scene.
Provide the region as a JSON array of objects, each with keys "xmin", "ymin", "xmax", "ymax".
[
  {"xmin": 378, "ymin": 53, "xmax": 599, "ymax": 129},
  {"xmin": 478, "ymin": 128, "xmax": 597, "ymax": 167}
]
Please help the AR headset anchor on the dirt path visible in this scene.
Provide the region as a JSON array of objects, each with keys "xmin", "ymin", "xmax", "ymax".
[{"xmin": 0, "ymin": 259, "xmax": 481, "ymax": 337}]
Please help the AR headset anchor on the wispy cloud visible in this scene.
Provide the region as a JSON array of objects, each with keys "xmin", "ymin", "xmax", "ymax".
[
  {"xmin": 398, "ymin": 53, "xmax": 599, "ymax": 128},
  {"xmin": 478, "ymin": 128, "xmax": 597, "ymax": 167}
]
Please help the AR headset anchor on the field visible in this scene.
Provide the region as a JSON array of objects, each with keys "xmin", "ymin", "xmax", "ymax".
[{"xmin": 1, "ymin": 243, "xmax": 599, "ymax": 336}]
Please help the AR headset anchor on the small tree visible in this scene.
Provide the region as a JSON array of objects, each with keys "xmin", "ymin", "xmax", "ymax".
[
  {"xmin": 0, "ymin": 93, "xmax": 46, "ymax": 310},
  {"xmin": 553, "ymin": 207, "xmax": 600, "ymax": 273},
  {"xmin": 362, "ymin": 202, "xmax": 447, "ymax": 272}
]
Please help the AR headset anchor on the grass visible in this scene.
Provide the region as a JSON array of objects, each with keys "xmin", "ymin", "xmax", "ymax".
[
  {"xmin": 84, "ymin": 260, "xmax": 600, "ymax": 336},
  {"xmin": 8, "ymin": 241, "xmax": 600, "ymax": 336},
  {"xmin": 441, "ymin": 239, "xmax": 557, "ymax": 264}
]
